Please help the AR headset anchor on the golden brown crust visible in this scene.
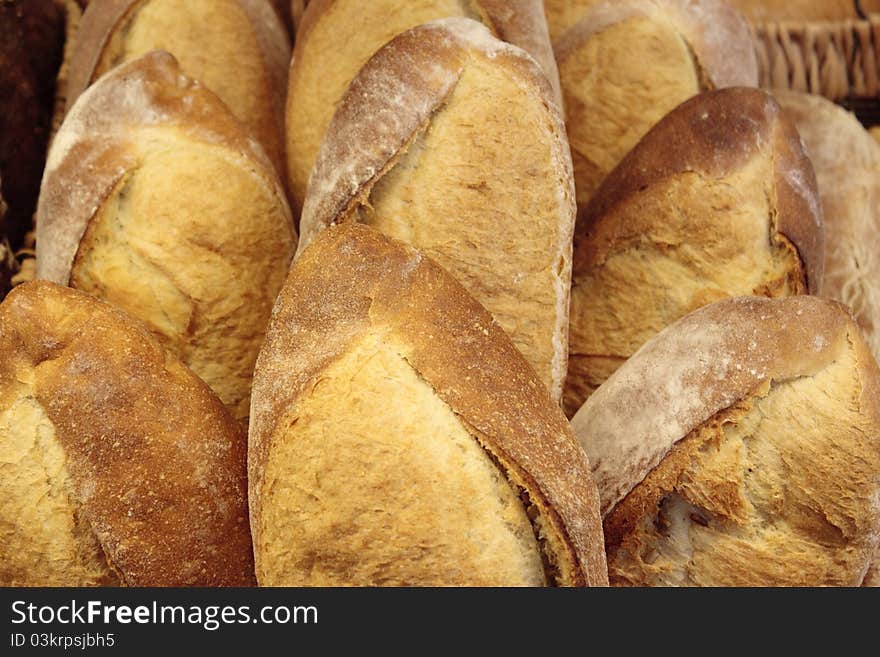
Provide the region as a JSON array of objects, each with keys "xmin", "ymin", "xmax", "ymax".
[
  {"xmin": 65, "ymin": 0, "xmax": 290, "ymax": 174},
  {"xmin": 553, "ymin": 0, "xmax": 757, "ymax": 91},
  {"xmin": 287, "ymin": 0, "xmax": 562, "ymax": 216},
  {"xmin": 577, "ymin": 87, "xmax": 823, "ymax": 293},
  {"xmin": 775, "ymin": 90, "xmax": 880, "ymax": 360},
  {"xmin": 299, "ymin": 17, "xmax": 567, "ymax": 246},
  {"xmin": 728, "ymin": 0, "xmax": 860, "ymax": 22},
  {"xmin": 64, "ymin": 0, "xmax": 134, "ymax": 111},
  {"xmin": 0, "ymin": 281, "xmax": 254, "ymax": 586},
  {"xmin": 250, "ymin": 223, "xmax": 608, "ymax": 586},
  {"xmin": 571, "ymin": 296, "xmax": 857, "ymax": 516},
  {"xmin": 36, "ymin": 50, "xmax": 291, "ymax": 285}
]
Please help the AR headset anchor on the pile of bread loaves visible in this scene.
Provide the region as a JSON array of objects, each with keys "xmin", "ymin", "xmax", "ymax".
[{"xmin": 1, "ymin": 0, "xmax": 878, "ymax": 587}]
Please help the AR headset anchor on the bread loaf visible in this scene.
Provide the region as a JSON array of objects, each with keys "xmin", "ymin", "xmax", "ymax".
[
  {"xmin": 66, "ymin": 0, "xmax": 290, "ymax": 176},
  {"xmin": 249, "ymin": 223, "xmax": 608, "ymax": 587},
  {"xmin": 555, "ymin": 0, "xmax": 758, "ymax": 208},
  {"xmin": 286, "ymin": 0, "xmax": 560, "ymax": 216},
  {"xmin": 572, "ymin": 296, "xmax": 880, "ymax": 586},
  {"xmin": 290, "ymin": 0, "xmax": 307, "ymax": 32},
  {"xmin": 36, "ymin": 51, "xmax": 297, "ymax": 423},
  {"xmin": 544, "ymin": 0, "xmax": 600, "ymax": 40},
  {"xmin": 300, "ymin": 19, "xmax": 575, "ymax": 401},
  {"xmin": 565, "ymin": 87, "xmax": 823, "ymax": 415},
  {"xmin": 728, "ymin": 0, "xmax": 861, "ymax": 22},
  {"xmin": 0, "ymin": 281, "xmax": 254, "ymax": 586},
  {"xmin": 0, "ymin": 0, "xmax": 66, "ymax": 249},
  {"xmin": 776, "ymin": 90, "xmax": 880, "ymax": 361}
]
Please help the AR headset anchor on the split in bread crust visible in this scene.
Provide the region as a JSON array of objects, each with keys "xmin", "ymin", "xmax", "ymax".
[
  {"xmin": 66, "ymin": 0, "xmax": 290, "ymax": 176},
  {"xmin": 249, "ymin": 223, "xmax": 608, "ymax": 587},
  {"xmin": 0, "ymin": 281, "xmax": 254, "ymax": 586},
  {"xmin": 775, "ymin": 90, "xmax": 880, "ymax": 361},
  {"xmin": 299, "ymin": 18, "xmax": 575, "ymax": 401},
  {"xmin": 286, "ymin": 0, "xmax": 560, "ymax": 216},
  {"xmin": 572, "ymin": 295, "xmax": 880, "ymax": 586},
  {"xmin": 565, "ymin": 87, "xmax": 823, "ymax": 415},
  {"xmin": 37, "ymin": 51, "xmax": 297, "ymax": 422}
]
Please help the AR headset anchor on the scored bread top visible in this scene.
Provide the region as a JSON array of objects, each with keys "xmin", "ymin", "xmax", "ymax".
[
  {"xmin": 553, "ymin": 0, "xmax": 758, "ymax": 92},
  {"xmin": 0, "ymin": 281, "xmax": 254, "ymax": 585},
  {"xmin": 775, "ymin": 90, "xmax": 880, "ymax": 360},
  {"xmin": 36, "ymin": 50, "xmax": 292, "ymax": 285},
  {"xmin": 299, "ymin": 17, "xmax": 569, "ymax": 248},
  {"xmin": 571, "ymin": 295, "xmax": 873, "ymax": 516},
  {"xmin": 250, "ymin": 223, "xmax": 608, "ymax": 586},
  {"xmin": 65, "ymin": 0, "xmax": 290, "ymax": 172},
  {"xmin": 577, "ymin": 87, "xmax": 824, "ymax": 293}
]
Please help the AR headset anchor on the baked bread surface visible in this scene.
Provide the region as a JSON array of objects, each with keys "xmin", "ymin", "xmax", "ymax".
[
  {"xmin": 66, "ymin": 0, "xmax": 290, "ymax": 175},
  {"xmin": 37, "ymin": 51, "xmax": 297, "ymax": 422},
  {"xmin": 565, "ymin": 87, "xmax": 823, "ymax": 415},
  {"xmin": 300, "ymin": 19, "xmax": 575, "ymax": 401},
  {"xmin": 249, "ymin": 223, "xmax": 608, "ymax": 587},
  {"xmin": 0, "ymin": 281, "xmax": 254, "ymax": 586}
]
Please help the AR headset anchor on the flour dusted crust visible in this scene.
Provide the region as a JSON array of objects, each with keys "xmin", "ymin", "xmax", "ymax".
[
  {"xmin": 38, "ymin": 50, "xmax": 289, "ymax": 285},
  {"xmin": 553, "ymin": 0, "xmax": 758, "ymax": 217},
  {"xmin": 0, "ymin": 282, "xmax": 254, "ymax": 586},
  {"xmin": 775, "ymin": 90, "xmax": 880, "ymax": 360},
  {"xmin": 553, "ymin": 0, "xmax": 758, "ymax": 91},
  {"xmin": 579, "ymin": 88, "xmax": 823, "ymax": 289},
  {"xmin": 564, "ymin": 87, "xmax": 823, "ymax": 415},
  {"xmin": 250, "ymin": 224, "xmax": 608, "ymax": 586},
  {"xmin": 65, "ymin": 0, "xmax": 290, "ymax": 174},
  {"xmin": 36, "ymin": 51, "xmax": 296, "ymax": 422},
  {"xmin": 286, "ymin": 0, "xmax": 560, "ymax": 216},
  {"xmin": 572, "ymin": 296, "xmax": 880, "ymax": 586},
  {"xmin": 298, "ymin": 18, "xmax": 575, "ymax": 400}
]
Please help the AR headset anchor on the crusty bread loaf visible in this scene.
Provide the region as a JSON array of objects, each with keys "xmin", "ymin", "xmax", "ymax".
[
  {"xmin": 286, "ymin": 0, "xmax": 560, "ymax": 216},
  {"xmin": 776, "ymin": 90, "xmax": 880, "ymax": 361},
  {"xmin": 36, "ymin": 51, "xmax": 297, "ymax": 422},
  {"xmin": 544, "ymin": 0, "xmax": 601, "ymax": 40},
  {"xmin": 0, "ymin": 0, "xmax": 66, "ymax": 249},
  {"xmin": 300, "ymin": 19, "xmax": 575, "ymax": 401},
  {"xmin": 565, "ymin": 87, "xmax": 823, "ymax": 416},
  {"xmin": 0, "ymin": 281, "xmax": 254, "ymax": 586},
  {"xmin": 572, "ymin": 295, "xmax": 880, "ymax": 586},
  {"xmin": 249, "ymin": 223, "xmax": 608, "ymax": 587},
  {"xmin": 66, "ymin": 0, "xmax": 290, "ymax": 176},
  {"xmin": 728, "ymin": 0, "xmax": 861, "ymax": 22},
  {"xmin": 555, "ymin": 0, "xmax": 758, "ymax": 208}
]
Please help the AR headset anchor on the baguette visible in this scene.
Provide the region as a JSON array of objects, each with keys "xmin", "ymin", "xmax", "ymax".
[
  {"xmin": 0, "ymin": 281, "xmax": 254, "ymax": 586},
  {"xmin": 286, "ymin": 0, "xmax": 560, "ymax": 216},
  {"xmin": 776, "ymin": 90, "xmax": 880, "ymax": 361},
  {"xmin": 249, "ymin": 223, "xmax": 608, "ymax": 587},
  {"xmin": 565, "ymin": 87, "xmax": 823, "ymax": 415},
  {"xmin": 572, "ymin": 296, "xmax": 880, "ymax": 586},
  {"xmin": 555, "ymin": 0, "xmax": 758, "ymax": 208},
  {"xmin": 66, "ymin": 0, "xmax": 290, "ymax": 176},
  {"xmin": 36, "ymin": 51, "xmax": 297, "ymax": 422},
  {"xmin": 300, "ymin": 19, "xmax": 575, "ymax": 401}
]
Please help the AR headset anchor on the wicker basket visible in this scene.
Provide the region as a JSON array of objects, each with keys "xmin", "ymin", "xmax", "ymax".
[{"xmin": 754, "ymin": 14, "xmax": 880, "ymax": 124}]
